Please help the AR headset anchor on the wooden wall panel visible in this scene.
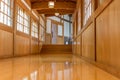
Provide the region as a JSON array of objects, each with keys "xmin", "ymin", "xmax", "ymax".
[
  {"xmin": 73, "ymin": 39, "xmax": 77, "ymax": 55},
  {"xmin": 14, "ymin": 35, "xmax": 30, "ymax": 56},
  {"xmin": 72, "ymin": 40, "xmax": 76, "ymax": 54},
  {"xmin": 31, "ymin": 39, "xmax": 39, "ymax": 54},
  {"xmin": 75, "ymin": 39, "xmax": 78, "ymax": 55},
  {"xmin": 39, "ymin": 41, "xmax": 43, "ymax": 53},
  {"xmin": 0, "ymin": 30, "xmax": 13, "ymax": 57},
  {"xmin": 72, "ymin": 41, "xmax": 75, "ymax": 54},
  {"xmin": 82, "ymin": 23, "xmax": 95, "ymax": 60},
  {"xmin": 96, "ymin": 0, "xmax": 120, "ymax": 68},
  {"xmin": 57, "ymin": 36, "xmax": 64, "ymax": 44},
  {"xmin": 76, "ymin": 36, "xmax": 81, "ymax": 56},
  {"xmin": 45, "ymin": 33, "xmax": 51, "ymax": 44}
]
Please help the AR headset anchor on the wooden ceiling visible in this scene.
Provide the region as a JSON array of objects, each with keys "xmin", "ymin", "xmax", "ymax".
[
  {"xmin": 30, "ymin": 0, "xmax": 76, "ymax": 3},
  {"xmin": 30, "ymin": 0, "xmax": 76, "ymax": 17}
]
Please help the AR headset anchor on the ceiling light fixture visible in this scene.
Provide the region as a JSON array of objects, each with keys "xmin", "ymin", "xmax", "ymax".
[
  {"xmin": 55, "ymin": 13, "xmax": 59, "ymax": 16},
  {"xmin": 48, "ymin": 1, "xmax": 54, "ymax": 8}
]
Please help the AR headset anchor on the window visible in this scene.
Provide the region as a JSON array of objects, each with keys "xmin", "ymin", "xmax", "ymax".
[
  {"xmin": 31, "ymin": 20, "xmax": 38, "ymax": 38},
  {"xmin": 0, "ymin": 0, "xmax": 13, "ymax": 26},
  {"xmin": 84, "ymin": 0, "xmax": 92, "ymax": 25},
  {"xmin": 64, "ymin": 21, "xmax": 70, "ymax": 37},
  {"xmin": 49, "ymin": 16, "xmax": 60, "ymax": 22},
  {"xmin": 46, "ymin": 19, "xmax": 51, "ymax": 33},
  {"xmin": 16, "ymin": 6, "xmax": 30, "ymax": 34},
  {"xmin": 58, "ymin": 25, "xmax": 62, "ymax": 36}
]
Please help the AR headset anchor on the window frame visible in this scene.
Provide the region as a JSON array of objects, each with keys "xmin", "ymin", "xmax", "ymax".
[
  {"xmin": 83, "ymin": 0, "xmax": 92, "ymax": 25},
  {"xmin": 0, "ymin": 0, "xmax": 14, "ymax": 27},
  {"xmin": 31, "ymin": 19, "xmax": 38, "ymax": 38},
  {"xmin": 58, "ymin": 24, "xmax": 63, "ymax": 36},
  {"xmin": 16, "ymin": 5, "xmax": 30, "ymax": 34}
]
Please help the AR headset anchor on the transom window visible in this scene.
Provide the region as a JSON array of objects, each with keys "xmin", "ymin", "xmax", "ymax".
[
  {"xmin": 31, "ymin": 20, "xmax": 38, "ymax": 38},
  {"xmin": 84, "ymin": 0, "xmax": 92, "ymax": 25},
  {"xmin": 0, "ymin": 0, "xmax": 13, "ymax": 26},
  {"xmin": 17, "ymin": 6, "xmax": 30, "ymax": 34}
]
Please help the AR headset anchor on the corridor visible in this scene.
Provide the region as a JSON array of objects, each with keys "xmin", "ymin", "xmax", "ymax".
[
  {"xmin": 0, "ymin": 54, "xmax": 119, "ymax": 80},
  {"xmin": 0, "ymin": 0, "xmax": 120, "ymax": 80}
]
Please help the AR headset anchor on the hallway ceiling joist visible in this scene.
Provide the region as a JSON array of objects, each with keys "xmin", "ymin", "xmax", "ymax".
[
  {"xmin": 30, "ymin": 0, "xmax": 76, "ymax": 3},
  {"xmin": 37, "ymin": 9, "xmax": 74, "ymax": 14},
  {"xmin": 31, "ymin": 2, "xmax": 76, "ymax": 10},
  {"xmin": 30, "ymin": 0, "xmax": 76, "ymax": 16}
]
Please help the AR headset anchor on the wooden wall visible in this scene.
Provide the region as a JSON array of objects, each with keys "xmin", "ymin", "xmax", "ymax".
[
  {"xmin": 96, "ymin": 0, "xmax": 120, "ymax": 68},
  {"xmin": 72, "ymin": 0, "xmax": 120, "ymax": 78},
  {"xmin": 14, "ymin": 35, "xmax": 30, "ymax": 56},
  {"xmin": 57, "ymin": 36, "xmax": 64, "ymax": 44},
  {"xmin": 82, "ymin": 23, "xmax": 95, "ymax": 60},
  {"xmin": 31, "ymin": 38, "xmax": 39, "ymax": 54},
  {"xmin": 0, "ymin": 29, "xmax": 13, "ymax": 58},
  {"xmin": 0, "ymin": 0, "xmax": 45, "ymax": 58},
  {"xmin": 45, "ymin": 33, "xmax": 51, "ymax": 44}
]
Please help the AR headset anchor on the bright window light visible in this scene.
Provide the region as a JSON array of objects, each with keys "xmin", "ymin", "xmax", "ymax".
[
  {"xmin": 30, "ymin": 71, "xmax": 38, "ymax": 80},
  {"xmin": 55, "ymin": 13, "xmax": 59, "ymax": 16},
  {"xmin": 48, "ymin": 1, "xmax": 54, "ymax": 8},
  {"xmin": 22, "ymin": 77, "xmax": 28, "ymax": 80}
]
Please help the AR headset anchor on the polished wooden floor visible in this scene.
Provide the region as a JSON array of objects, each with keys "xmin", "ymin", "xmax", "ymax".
[{"xmin": 0, "ymin": 54, "xmax": 119, "ymax": 80}]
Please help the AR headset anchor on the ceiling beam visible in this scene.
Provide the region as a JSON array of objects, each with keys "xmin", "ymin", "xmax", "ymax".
[
  {"xmin": 31, "ymin": 2, "xmax": 76, "ymax": 10},
  {"xmin": 30, "ymin": 0, "xmax": 76, "ymax": 3},
  {"xmin": 56, "ymin": 16, "xmax": 72, "ymax": 23},
  {"xmin": 45, "ymin": 14, "xmax": 56, "ymax": 17},
  {"xmin": 37, "ymin": 9, "xmax": 74, "ymax": 14}
]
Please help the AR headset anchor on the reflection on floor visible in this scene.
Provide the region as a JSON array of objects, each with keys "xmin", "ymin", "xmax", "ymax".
[{"xmin": 0, "ymin": 54, "xmax": 119, "ymax": 80}]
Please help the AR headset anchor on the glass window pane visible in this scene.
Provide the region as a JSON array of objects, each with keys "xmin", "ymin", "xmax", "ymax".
[
  {"xmin": 7, "ymin": 0, "xmax": 10, "ymax": 6},
  {"xmin": 4, "ymin": 15, "xmax": 7, "ymax": 24},
  {"xmin": 58, "ymin": 25, "xmax": 62, "ymax": 36},
  {"xmin": 8, "ymin": 7, "xmax": 11, "ymax": 16},
  {"xmin": 0, "ymin": 13, "xmax": 4, "ymax": 23},
  {"xmin": 0, "ymin": 0, "xmax": 13, "ymax": 26},
  {"xmin": 1, "ymin": 2, "xmax": 4, "ymax": 12},
  {"xmin": 5, "ymin": 5, "xmax": 7, "ymax": 14},
  {"xmin": 84, "ymin": 0, "xmax": 91, "ymax": 25},
  {"xmin": 20, "ymin": 24, "xmax": 23, "ymax": 31},
  {"xmin": 24, "ymin": 27, "xmax": 29, "ymax": 34},
  {"xmin": 16, "ymin": 6, "xmax": 30, "ymax": 34},
  {"xmin": 8, "ymin": 17, "xmax": 11, "ymax": 26}
]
